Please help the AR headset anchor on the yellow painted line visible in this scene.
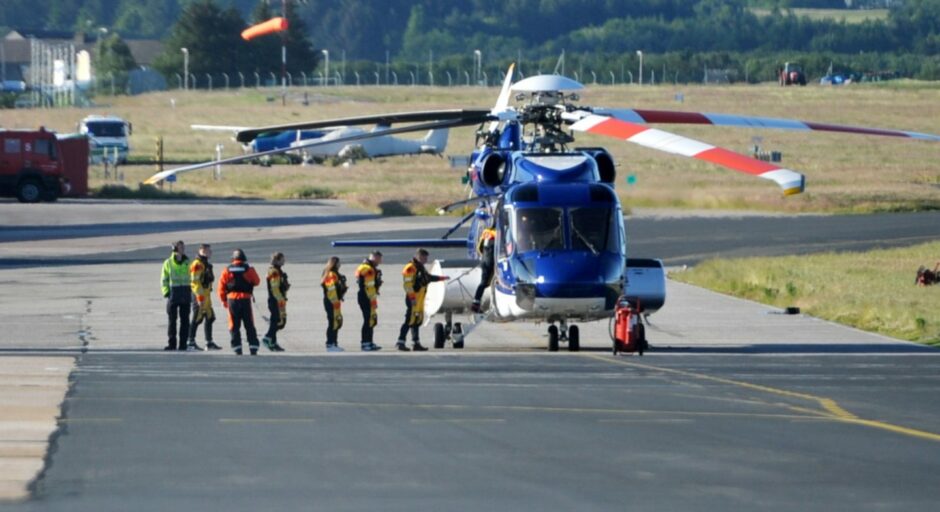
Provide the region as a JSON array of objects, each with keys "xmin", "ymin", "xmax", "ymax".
[
  {"xmin": 584, "ymin": 353, "xmax": 940, "ymax": 443},
  {"xmin": 219, "ymin": 418, "xmax": 315, "ymax": 424},
  {"xmin": 598, "ymin": 412, "xmax": 832, "ymax": 421}
]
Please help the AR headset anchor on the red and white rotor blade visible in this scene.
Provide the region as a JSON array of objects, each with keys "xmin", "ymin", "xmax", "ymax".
[
  {"xmin": 570, "ymin": 114, "xmax": 805, "ymax": 195},
  {"xmin": 594, "ymin": 108, "xmax": 940, "ymax": 141}
]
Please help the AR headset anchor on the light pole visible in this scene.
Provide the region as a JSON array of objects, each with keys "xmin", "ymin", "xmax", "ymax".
[
  {"xmin": 473, "ymin": 49, "xmax": 481, "ymax": 86},
  {"xmin": 181, "ymin": 47, "xmax": 189, "ymax": 90},
  {"xmin": 636, "ymin": 50, "xmax": 643, "ymax": 86},
  {"xmin": 321, "ymin": 49, "xmax": 329, "ymax": 86}
]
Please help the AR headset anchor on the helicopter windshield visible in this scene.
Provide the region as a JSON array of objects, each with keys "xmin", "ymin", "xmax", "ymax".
[
  {"xmin": 569, "ymin": 207, "xmax": 619, "ymax": 254},
  {"xmin": 514, "ymin": 208, "xmax": 565, "ymax": 252}
]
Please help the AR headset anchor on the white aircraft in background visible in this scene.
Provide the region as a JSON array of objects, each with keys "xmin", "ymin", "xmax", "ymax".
[
  {"xmin": 288, "ymin": 125, "xmax": 448, "ymax": 162},
  {"xmin": 190, "ymin": 121, "xmax": 448, "ymax": 163}
]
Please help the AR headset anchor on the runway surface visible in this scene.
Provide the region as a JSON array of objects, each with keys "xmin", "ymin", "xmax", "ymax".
[
  {"xmin": 1, "ymin": 201, "xmax": 939, "ymax": 510},
  {"xmin": 13, "ymin": 352, "xmax": 940, "ymax": 512}
]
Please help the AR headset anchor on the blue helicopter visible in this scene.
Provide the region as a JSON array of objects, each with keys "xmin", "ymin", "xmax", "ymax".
[{"xmin": 146, "ymin": 65, "xmax": 940, "ymax": 351}]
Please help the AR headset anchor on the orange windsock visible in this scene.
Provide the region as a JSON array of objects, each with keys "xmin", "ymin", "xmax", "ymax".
[{"xmin": 241, "ymin": 17, "xmax": 289, "ymax": 41}]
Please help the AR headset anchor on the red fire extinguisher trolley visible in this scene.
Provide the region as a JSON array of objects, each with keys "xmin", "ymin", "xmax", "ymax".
[{"xmin": 612, "ymin": 296, "xmax": 648, "ymax": 355}]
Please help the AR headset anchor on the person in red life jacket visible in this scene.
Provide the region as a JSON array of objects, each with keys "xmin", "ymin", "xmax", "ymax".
[
  {"xmin": 262, "ymin": 252, "xmax": 289, "ymax": 352},
  {"xmin": 188, "ymin": 244, "xmax": 222, "ymax": 351},
  {"xmin": 161, "ymin": 240, "xmax": 191, "ymax": 351},
  {"xmin": 321, "ymin": 256, "xmax": 348, "ymax": 352},
  {"xmin": 355, "ymin": 251, "xmax": 383, "ymax": 351},
  {"xmin": 217, "ymin": 249, "xmax": 262, "ymax": 355},
  {"xmin": 397, "ymin": 248, "xmax": 449, "ymax": 351}
]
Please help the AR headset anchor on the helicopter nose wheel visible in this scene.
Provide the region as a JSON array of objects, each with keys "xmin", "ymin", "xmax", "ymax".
[{"xmin": 567, "ymin": 325, "xmax": 580, "ymax": 352}]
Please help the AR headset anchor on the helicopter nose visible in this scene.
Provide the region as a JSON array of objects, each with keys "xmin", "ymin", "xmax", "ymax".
[{"xmin": 528, "ymin": 253, "xmax": 623, "ymax": 299}]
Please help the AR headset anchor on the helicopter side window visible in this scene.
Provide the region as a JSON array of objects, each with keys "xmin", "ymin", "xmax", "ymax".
[
  {"xmin": 514, "ymin": 208, "xmax": 564, "ymax": 253},
  {"xmin": 569, "ymin": 207, "xmax": 619, "ymax": 254},
  {"xmin": 499, "ymin": 206, "xmax": 511, "ymax": 257}
]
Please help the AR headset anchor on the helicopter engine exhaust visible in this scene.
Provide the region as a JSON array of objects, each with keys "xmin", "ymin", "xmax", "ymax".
[
  {"xmin": 578, "ymin": 148, "xmax": 616, "ymax": 184},
  {"xmin": 480, "ymin": 153, "xmax": 506, "ymax": 188}
]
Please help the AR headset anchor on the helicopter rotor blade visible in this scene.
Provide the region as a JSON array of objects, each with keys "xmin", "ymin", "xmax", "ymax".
[
  {"xmin": 593, "ymin": 108, "xmax": 940, "ymax": 141},
  {"xmin": 235, "ymin": 109, "xmax": 491, "ymax": 143},
  {"xmin": 488, "ymin": 63, "xmax": 517, "ymax": 131},
  {"xmin": 569, "ymin": 113, "xmax": 805, "ymax": 196},
  {"xmin": 144, "ymin": 117, "xmax": 479, "ymax": 185}
]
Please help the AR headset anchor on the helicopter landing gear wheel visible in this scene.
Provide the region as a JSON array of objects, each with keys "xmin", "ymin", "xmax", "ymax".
[
  {"xmin": 567, "ymin": 325, "xmax": 580, "ymax": 352},
  {"xmin": 548, "ymin": 325, "xmax": 559, "ymax": 352},
  {"xmin": 636, "ymin": 323, "xmax": 647, "ymax": 356},
  {"xmin": 452, "ymin": 322, "xmax": 464, "ymax": 349},
  {"xmin": 433, "ymin": 323, "xmax": 446, "ymax": 349}
]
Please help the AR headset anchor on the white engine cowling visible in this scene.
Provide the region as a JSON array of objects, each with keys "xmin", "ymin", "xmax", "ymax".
[{"xmin": 425, "ymin": 260, "xmax": 482, "ymax": 319}]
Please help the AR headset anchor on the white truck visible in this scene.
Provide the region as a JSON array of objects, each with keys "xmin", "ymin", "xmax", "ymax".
[{"xmin": 78, "ymin": 115, "xmax": 132, "ymax": 164}]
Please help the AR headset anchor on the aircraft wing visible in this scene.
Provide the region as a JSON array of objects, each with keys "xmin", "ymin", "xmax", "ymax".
[
  {"xmin": 191, "ymin": 124, "xmax": 251, "ymax": 133},
  {"xmin": 235, "ymin": 109, "xmax": 490, "ymax": 143}
]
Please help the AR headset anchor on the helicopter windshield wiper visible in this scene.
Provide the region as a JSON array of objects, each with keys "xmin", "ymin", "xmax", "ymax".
[{"xmin": 572, "ymin": 227, "xmax": 599, "ymax": 255}]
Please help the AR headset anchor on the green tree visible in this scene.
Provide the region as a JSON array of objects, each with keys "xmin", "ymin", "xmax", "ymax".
[
  {"xmin": 95, "ymin": 33, "xmax": 138, "ymax": 94},
  {"xmin": 152, "ymin": 0, "xmax": 251, "ymax": 86}
]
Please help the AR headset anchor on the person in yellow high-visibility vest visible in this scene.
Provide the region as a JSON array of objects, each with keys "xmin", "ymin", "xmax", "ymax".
[
  {"xmin": 161, "ymin": 240, "xmax": 191, "ymax": 351},
  {"xmin": 397, "ymin": 248, "xmax": 448, "ymax": 351}
]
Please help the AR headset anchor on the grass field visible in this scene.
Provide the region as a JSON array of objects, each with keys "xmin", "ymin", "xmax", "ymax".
[
  {"xmin": 3, "ymin": 81, "xmax": 939, "ymax": 214},
  {"xmin": 750, "ymin": 8, "xmax": 889, "ymax": 24},
  {"xmin": 671, "ymin": 242, "xmax": 940, "ymax": 346}
]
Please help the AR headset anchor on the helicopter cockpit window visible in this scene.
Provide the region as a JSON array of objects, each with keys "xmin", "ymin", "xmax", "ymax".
[
  {"xmin": 569, "ymin": 207, "xmax": 619, "ymax": 254},
  {"xmin": 514, "ymin": 208, "xmax": 564, "ymax": 253}
]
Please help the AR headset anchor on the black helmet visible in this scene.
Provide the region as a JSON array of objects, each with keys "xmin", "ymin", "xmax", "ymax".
[{"xmin": 232, "ymin": 249, "xmax": 246, "ymax": 261}]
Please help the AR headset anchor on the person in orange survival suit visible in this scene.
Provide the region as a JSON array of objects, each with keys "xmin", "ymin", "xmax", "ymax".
[
  {"xmin": 188, "ymin": 243, "xmax": 222, "ymax": 351},
  {"xmin": 262, "ymin": 252, "xmax": 289, "ymax": 352},
  {"xmin": 355, "ymin": 251, "xmax": 383, "ymax": 351},
  {"xmin": 397, "ymin": 248, "xmax": 449, "ymax": 352},
  {"xmin": 217, "ymin": 249, "xmax": 262, "ymax": 355},
  {"xmin": 321, "ymin": 256, "xmax": 348, "ymax": 352}
]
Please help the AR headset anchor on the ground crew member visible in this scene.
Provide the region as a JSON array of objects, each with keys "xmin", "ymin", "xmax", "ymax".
[
  {"xmin": 161, "ymin": 240, "xmax": 191, "ymax": 351},
  {"xmin": 355, "ymin": 251, "xmax": 383, "ymax": 351},
  {"xmin": 262, "ymin": 252, "xmax": 289, "ymax": 352},
  {"xmin": 218, "ymin": 249, "xmax": 262, "ymax": 355},
  {"xmin": 321, "ymin": 256, "xmax": 348, "ymax": 352},
  {"xmin": 397, "ymin": 248, "xmax": 449, "ymax": 351},
  {"xmin": 472, "ymin": 218, "xmax": 497, "ymax": 313},
  {"xmin": 188, "ymin": 243, "xmax": 221, "ymax": 351}
]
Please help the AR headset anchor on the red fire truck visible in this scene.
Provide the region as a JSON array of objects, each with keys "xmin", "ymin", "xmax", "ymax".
[{"xmin": 0, "ymin": 128, "xmax": 87, "ymax": 203}]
